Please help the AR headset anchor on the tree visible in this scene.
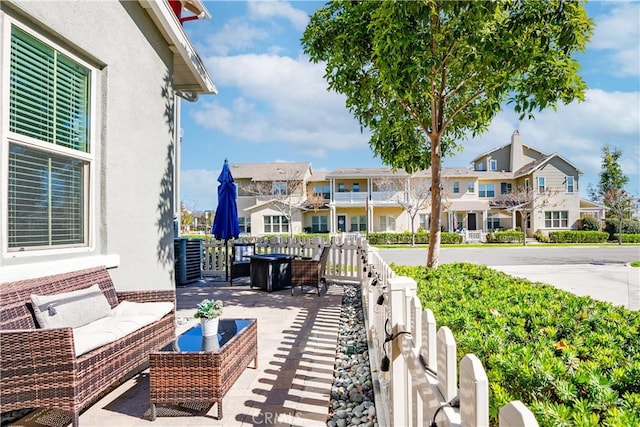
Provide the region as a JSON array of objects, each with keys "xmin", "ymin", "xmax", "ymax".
[
  {"xmin": 180, "ymin": 204, "xmax": 194, "ymax": 234},
  {"xmin": 604, "ymin": 188, "xmax": 633, "ymax": 245},
  {"xmin": 588, "ymin": 146, "xmax": 630, "ymax": 209},
  {"xmin": 302, "ymin": 1, "xmax": 592, "ymax": 268},
  {"xmin": 494, "ymin": 185, "xmax": 561, "ymax": 245}
]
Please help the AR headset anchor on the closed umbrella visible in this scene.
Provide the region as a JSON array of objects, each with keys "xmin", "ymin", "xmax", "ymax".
[{"xmin": 211, "ymin": 159, "xmax": 240, "ymax": 282}]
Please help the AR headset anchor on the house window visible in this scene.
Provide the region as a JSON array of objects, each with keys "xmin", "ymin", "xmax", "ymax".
[
  {"xmin": 478, "ymin": 183, "xmax": 495, "ymax": 198},
  {"xmin": 264, "ymin": 215, "xmax": 289, "ymax": 233},
  {"xmin": 419, "ymin": 214, "xmax": 430, "ymax": 230},
  {"xmin": 545, "ymin": 211, "xmax": 568, "ymax": 228},
  {"xmin": 475, "ymin": 162, "xmax": 486, "ymax": 171},
  {"xmin": 487, "ymin": 213, "xmax": 501, "ymax": 230},
  {"xmin": 350, "ymin": 215, "xmax": 367, "ymax": 232},
  {"xmin": 453, "ymin": 181, "xmax": 460, "ymax": 194},
  {"xmin": 379, "ymin": 215, "xmax": 395, "ymax": 231},
  {"xmin": 272, "ymin": 182, "xmax": 287, "ymax": 195},
  {"xmin": 537, "ymin": 177, "xmax": 546, "ymax": 192},
  {"xmin": 239, "ymin": 217, "xmax": 251, "ymax": 233},
  {"xmin": 338, "ymin": 183, "xmax": 345, "ymax": 193},
  {"xmin": 467, "ymin": 181, "xmax": 475, "ymax": 193},
  {"xmin": 566, "ymin": 176, "xmax": 574, "ymax": 193},
  {"xmin": 500, "ymin": 182, "xmax": 512, "ymax": 194},
  {"xmin": 311, "ymin": 215, "xmax": 328, "ymax": 232},
  {"xmin": 5, "ymin": 25, "xmax": 93, "ymax": 251},
  {"xmin": 353, "ymin": 183, "xmax": 360, "ymax": 192},
  {"xmin": 313, "ymin": 184, "xmax": 330, "ymax": 199},
  {"xmin": 490, "ymin": 160, "xmax": 497, "ymax": 171},
  {"xmin": 525, "ymin": 178, "xmax": 530, "ymax": 193}
]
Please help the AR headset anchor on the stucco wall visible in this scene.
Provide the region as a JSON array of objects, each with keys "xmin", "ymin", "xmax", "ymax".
[{"xmin": 0, "ymin": 1, "xmax": 177, "ymax": 290}]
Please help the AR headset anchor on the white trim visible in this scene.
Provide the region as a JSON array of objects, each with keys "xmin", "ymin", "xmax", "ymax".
[
  {"xmin": 1, "ymin": 17, "xmax": 98, "ymax": 258},
  {"xmin": 140, "ymin": 0, "xmax": 216, "ymax": 94},
  {"xmin": 0, "ymin": 254, "xmax": 120, "ymax": 283}
]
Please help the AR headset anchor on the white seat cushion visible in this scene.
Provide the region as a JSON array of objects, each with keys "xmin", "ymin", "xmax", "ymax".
[{"xmin": 73, "ymin": 301, "xmax": 174, "ymax": 357}]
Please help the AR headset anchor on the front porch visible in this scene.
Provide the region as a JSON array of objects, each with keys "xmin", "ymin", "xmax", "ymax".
[{"xmin": 8, "ymin": 277, "xmax": 346, "ymax": 427}]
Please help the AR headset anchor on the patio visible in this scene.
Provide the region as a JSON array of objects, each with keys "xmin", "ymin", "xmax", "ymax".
[{"xmin": 9, "ymin": 276, "xmax": 345, "ymax": 427}]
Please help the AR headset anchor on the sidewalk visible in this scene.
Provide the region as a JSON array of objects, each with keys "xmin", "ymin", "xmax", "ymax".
[
  {"xmin": 492, "ymin": 263, "xmax": 640, "ymax": 311},
  {"xmin": 11, "ymin": 278, "xmax": 344, "ymax": 427}
]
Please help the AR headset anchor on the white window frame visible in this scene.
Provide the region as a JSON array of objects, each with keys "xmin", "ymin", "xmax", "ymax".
[
  {"xmin": 545, "ymin": 211, "xmax": 568, "ymax": 228},
  {"xmin": 350, "ymin": 215, "xmax": 367, "ymax": 232},
  {"xmin": 537, "ymin": 176, "xmax": 546, "ymax": 192},
  {"xmin": 478, "ymin": 183, "xmax": 495, "ymax": 198},
  {"xmin": 263, "ymin": 215, "xmax": 289, "ymax": 233},
  {"xmin": 566, "ymin": 176, "xmax": 575, "ymax": 193},
  {"xmin": 490, "ymin": 159, "xmax": 497, "ymax": 171},
  {"xmin": 453, "ymin": 181, "xmax": 460, "ymax": 194},
  {"xmin": 311, "ymin": 215, "xmax": 328, "ymax": 232},
  {"xmin": 379, "ymin": 215, "xmax": 396, "ymax": 232},
  {"xmin": 467, "ymin": 181, "xmax": 475, "ymax": 193},
  {"xmin": 239, "ymin": 216, "xmax": 251, "ymax": 234},
  {"xmin": 272, "ymin": 182, "xmax": 287, "ymax": 195},
  {"xmin": 419, "ymin": 213, "xmax": 430, "ymax": 230},
  {"xmin": 2, "ymin": 19, "xmax": 97, "ymax": 257}
]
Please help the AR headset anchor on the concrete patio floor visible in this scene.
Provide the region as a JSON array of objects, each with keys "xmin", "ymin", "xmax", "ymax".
[{"xmin": 10, "ymin": 277, "xmax": 344, "ymax": 427}]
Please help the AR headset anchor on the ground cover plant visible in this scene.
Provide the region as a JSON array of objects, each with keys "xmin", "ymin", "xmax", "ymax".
[{"xmin": 391, "ymin": 262, "xmax": 640, "ymax": 426}]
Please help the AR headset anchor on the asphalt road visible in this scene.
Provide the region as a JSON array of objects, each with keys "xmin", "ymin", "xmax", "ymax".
[{"xmin": 377, "ymin": 245, "xmax": 640, "ymax": 266}]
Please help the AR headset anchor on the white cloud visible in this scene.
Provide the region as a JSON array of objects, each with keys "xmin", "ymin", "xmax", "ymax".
[
  {"xmin": 247, "ymin": 0, "xmax": 310, "ymax": 31},
  {"xmin": 204, "ymin": 19, "xmax": 269, "ymax": 55},
  {"xmin": 590, "ymin": 3, "xmax": 640, "ymax": 77},
  {"xmin": 193, "ymin": 53, "xmax": 370, "ymax": 157}
]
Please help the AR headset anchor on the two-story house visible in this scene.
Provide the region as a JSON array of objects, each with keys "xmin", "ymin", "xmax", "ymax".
[{"xmin": 230, "ymin": 131, "xmax": 606, "ymax": 237}]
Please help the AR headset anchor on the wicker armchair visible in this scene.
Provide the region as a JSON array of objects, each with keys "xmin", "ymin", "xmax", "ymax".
[
  {"xmin": 230, "ymin": 243, "xmax": 255, "ymax": 284},
  {"xmin": 291, "ymin": 245, "xmax": 330, "ymax": 296}
]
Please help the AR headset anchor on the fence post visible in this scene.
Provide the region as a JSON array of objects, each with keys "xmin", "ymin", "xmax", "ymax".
[
  {"xmin": 437, "ymin": 326, "xmax": 457, "ymax": 402},
  {"xmin": 460, "ymin": 354, "xmax": 489, "ymax": 426},
  {"xmin": 388, "ymin": 276, "xmax": 417, "ymax": 427},
  {"xmin": 499, "ymin": 401, "xmax": 539, "ymax": 427},
  {"xmin": 421, "ymin": 309, "xmax": 437, "ymax": 371}
]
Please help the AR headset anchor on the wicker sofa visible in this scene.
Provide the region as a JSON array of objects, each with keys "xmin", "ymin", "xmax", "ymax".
[{"xmin": 0, "ymin": 266, "xmax": 176, "ymax": 427}]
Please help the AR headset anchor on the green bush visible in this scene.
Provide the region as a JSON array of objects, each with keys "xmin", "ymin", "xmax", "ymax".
[
  {"xmin": 486, "ymin": 230, "xmax": 524, "ymax": 243},
  {"xmin": 366, "ymin": 232, "xmax": 462, "ymax": 245},
  {"xmin": 613, "ymin": 233, "xmax": 640, "ymax": 243},
  {"xmin": 605, "ymin": 218, "xmax": 640, "ymax": 239},
  {"xmin": 533, "ymin": 230, "xmax": 550, "ymax": 243},
  {"xmin": 548, "ymin": 230, "xmax": 608, "ymax": 243},
  {"xmin": 391, "ymin": 262, "xmax": 640, "ymax": 426},
  {"xmin": 581, "ymin": 215, "xmax": 601, "ymax": 231}
]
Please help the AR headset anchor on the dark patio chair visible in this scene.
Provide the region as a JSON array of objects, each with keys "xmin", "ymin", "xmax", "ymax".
[
  {"xmin": 230, "ymin": 243, "xmax": 255, "ymax": 284},
  {"xmin": 291, "ymin": 244, "xmax": 330, "ymax": 296}
]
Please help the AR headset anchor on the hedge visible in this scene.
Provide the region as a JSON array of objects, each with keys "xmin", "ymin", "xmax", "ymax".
[
  {"xmin": 392, "ymin": 262, "xmax": 640, "ymax": 426},
  {"xmin": 548, "ymin": 230, "xmax": 609, "ymax": 243},
  {"xmin": 486, "ymin": 230, "xmax": 525, "ymax": 243},
  {"xmin": 605, "ymin": 218, "xmax": 640, "ymax": 239},
  {"xmin": 366, "ymin": 232, "xmax": 463, "ymax": 245},
  {"xmin": 613, "ymin": 233, "xmax": 640, "ymax": 243}
]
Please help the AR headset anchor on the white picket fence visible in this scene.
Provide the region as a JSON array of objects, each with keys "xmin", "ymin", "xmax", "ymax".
[
  {"xmin": 362, "ymin": 246, "xmax": 538, "ymax": 426},
  {"xmin": 198, "ymin": 236, "xmax": 538, "ymax": 426}
]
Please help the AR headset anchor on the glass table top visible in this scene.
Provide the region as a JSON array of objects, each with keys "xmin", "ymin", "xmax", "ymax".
[{"xmin": 167, "ymin": 319, "xmax": 252, "ymax": 353}]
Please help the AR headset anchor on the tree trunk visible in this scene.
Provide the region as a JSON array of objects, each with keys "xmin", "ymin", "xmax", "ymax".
[{"xmin": 427, "ymin": 134, "xmax": 442, "ymax": 269}]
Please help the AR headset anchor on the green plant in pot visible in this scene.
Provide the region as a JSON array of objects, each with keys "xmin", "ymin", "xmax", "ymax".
[{"xmin": 194, "ymin": 299, "xmax": 223, "ymax": 337}]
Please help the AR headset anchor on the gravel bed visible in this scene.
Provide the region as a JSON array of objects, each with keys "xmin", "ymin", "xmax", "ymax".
[{"xmin": 327, "ymin": 284, "xmax": 378, "ymax": 427}]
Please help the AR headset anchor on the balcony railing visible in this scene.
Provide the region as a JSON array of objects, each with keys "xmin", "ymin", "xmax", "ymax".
[{"xmin": 333, "ymin": 191, "xmax": 405, "ymax": 205}]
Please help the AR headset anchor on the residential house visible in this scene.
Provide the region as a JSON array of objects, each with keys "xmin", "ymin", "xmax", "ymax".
[
  {"xmin": 0, "ymin": 0, "xmax": 216, "ymax": 287},
  {"xmin": 232, "ymin": 131, "xmax": 605, "ymax": 238}
]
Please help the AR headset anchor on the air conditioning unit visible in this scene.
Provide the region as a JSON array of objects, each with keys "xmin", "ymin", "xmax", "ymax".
[{"xmin": 174, "ymin": 238, "xmax": 202, "ymax": 286}]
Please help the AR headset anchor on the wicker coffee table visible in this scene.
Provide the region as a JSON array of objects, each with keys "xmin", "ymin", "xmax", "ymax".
[{"xmin": 149, "ymin": 318, "xmax": 258, "ymax": 420}]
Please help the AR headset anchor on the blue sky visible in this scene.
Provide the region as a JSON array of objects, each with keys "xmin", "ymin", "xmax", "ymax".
[{"xmin": 180, "ymin": 1, "xmax": 640, "ymax": 211}]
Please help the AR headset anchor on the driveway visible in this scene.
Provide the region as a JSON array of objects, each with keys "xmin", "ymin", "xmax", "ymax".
[{"xmin": 377, "ymin": 245, "xmax": 640, "ymax": 310}]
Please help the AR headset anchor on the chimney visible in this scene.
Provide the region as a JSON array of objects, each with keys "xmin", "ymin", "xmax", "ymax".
[{"xmin": 510, "ymin": 130, "xmax": 524, "ymax": 172}]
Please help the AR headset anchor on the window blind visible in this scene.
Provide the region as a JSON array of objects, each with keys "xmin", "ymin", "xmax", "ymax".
[
  {"xmin": 9, "ymin": 26, "xmax": 90, "ymax": 152},
  {"xmin": 8, "ymin": 144, "xmax": 85, "ymax": 248}
]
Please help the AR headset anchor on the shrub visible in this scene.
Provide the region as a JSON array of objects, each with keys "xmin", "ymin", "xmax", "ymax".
[
  {"xmin": 581, "ymin": 215, "xmax": 601, "ymax": 231},
  {"xmin": 391, "ymin": 262, "xmax": 640, "ymax": 426},
  {"xmin": 613, "ymin": 233, "xmax": 640, "ymax": 243},
  {"xmin": 366, "ymin": 232, "xmax": 462, "ymax": 245},
  {"xmin": 486, "ymin": 230, "xmax": 524, "ymax": 243},
  {"xmin": 533, "ymin": 230, "xmax": 550, "ymax": 243},
  {"xmin": 605, "ymin": 218, "xmax": 640, "ymax": 239},
  {"xmin": 548, "ymin": 230, "xmax": 608, "ymax": 243}
]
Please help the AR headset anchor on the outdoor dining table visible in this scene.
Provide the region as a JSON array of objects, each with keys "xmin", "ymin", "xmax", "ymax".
[{"xmin": 248, "ymin": 254, "xmax": 294, "ymax": 292}]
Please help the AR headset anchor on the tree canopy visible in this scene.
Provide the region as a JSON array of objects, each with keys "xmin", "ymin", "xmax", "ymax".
[
  {"xmin": 302, "ymin": 0, "xmax": 593, "ymax": 267},
  {"xmin": 589, "ymin": 146, "xmax": 630, "ymax": 208}
]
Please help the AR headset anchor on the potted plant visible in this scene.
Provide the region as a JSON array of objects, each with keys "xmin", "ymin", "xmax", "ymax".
[{"xmin": 194, "ymin": 299, "xmax": 223, "ymax": 337}]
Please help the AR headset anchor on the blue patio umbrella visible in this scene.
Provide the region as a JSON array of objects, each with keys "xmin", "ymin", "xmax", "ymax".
[{"xmin": 211, "ymin": 159, "xmax": 240, "ymax": 282}]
